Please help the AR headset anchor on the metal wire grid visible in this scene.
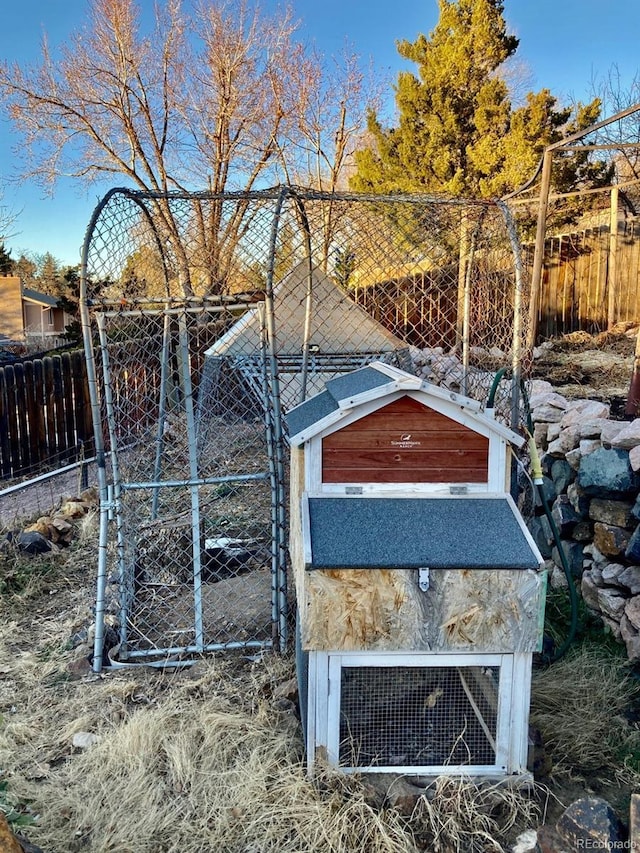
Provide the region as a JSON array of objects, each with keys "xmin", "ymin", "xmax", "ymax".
[
  {"xmin": 93, "ymin": 308, "xmax": 277, "ymax": 661},
  {"xmin": 0, "ymin": 458, "xmax": 95, "ymax": 530},
  {"xmin": 80, "ymin": 187, "xmax": 528, "ymax": 669},
  {"xmin": 339, "ymin": 665, "xmax": 499, "ymax": 770}
]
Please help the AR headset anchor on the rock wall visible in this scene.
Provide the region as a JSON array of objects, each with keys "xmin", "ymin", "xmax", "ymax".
[{"xmin": 529, "ymin": 380, "xmax": 640, "ymax": 660}]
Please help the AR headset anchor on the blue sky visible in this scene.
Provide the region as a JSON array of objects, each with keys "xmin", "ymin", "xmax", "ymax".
[{"xmin": 1, "ymin": 0, "xmax": 639, "ymax": 267}]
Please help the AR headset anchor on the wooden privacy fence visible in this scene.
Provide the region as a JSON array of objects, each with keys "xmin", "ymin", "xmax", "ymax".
[
  {"xmin": 0, "ymin": 351, "xmax": 94, "ymax": 480},
  {"xmin": 524, "ymin": 219, "xmax": 640, "ymax": 340},
  {"xmin": 353, "ymin": 220, "xmax": 640, "ymax": 346}
]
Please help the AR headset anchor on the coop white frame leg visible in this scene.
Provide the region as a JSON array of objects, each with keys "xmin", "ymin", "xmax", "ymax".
[{"xmin": 507, "ymin": 652, "xmax": 532, "ymax": 774}]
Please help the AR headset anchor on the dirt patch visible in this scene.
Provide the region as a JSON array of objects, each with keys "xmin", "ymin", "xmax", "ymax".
[{"xmin": 531, "ymin": 327, "xmax": 637, "ymax": 414}]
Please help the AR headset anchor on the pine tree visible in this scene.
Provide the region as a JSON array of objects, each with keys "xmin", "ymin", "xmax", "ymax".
[
  {"xmin": 351, "ymin": 0, "xmax": 609, "ymax": 201},
  {"xmin": 0, "ymin": 242, "xmax": 13, "ymax": 275},
  {"xmin": 37, "ymin": 252, "xmax": 63, "ymax": 296}
]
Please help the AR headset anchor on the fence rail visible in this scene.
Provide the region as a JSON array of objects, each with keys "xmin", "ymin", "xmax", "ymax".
[{"xmin": 0, "ymin": 350, "xmax": 94, "ymax": 480}]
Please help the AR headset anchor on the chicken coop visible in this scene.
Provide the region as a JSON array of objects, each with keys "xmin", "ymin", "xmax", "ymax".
[{"xmin": 287, "ymin": 361, "xmax": 545, "ymax": 778}]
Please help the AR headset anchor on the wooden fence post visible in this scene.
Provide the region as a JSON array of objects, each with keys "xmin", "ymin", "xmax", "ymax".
[
  {"xmin": 527, "ymin": 148, "xmax": 554, "ymax": 350},
  {"xmin": 608, "ymin": 185, "xmax": 619, "ymax": 330}
]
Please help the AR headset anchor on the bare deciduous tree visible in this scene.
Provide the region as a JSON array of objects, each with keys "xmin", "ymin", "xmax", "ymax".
[
  {"xmin": 0, "ymin": 0, "xmax": 376, "ymax": 294},
  {"xmin": 590, "ymin": 66, "xmax": 640, "ymax": 182},
  {"xmin": 274, "ymin": 44, "xmax": 386, "ymax": 271}
]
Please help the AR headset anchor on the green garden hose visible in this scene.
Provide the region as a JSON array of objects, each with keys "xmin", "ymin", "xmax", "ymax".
[{"xmin": 488, "ymin": 370, "xmax": 579, "ymax": 662}]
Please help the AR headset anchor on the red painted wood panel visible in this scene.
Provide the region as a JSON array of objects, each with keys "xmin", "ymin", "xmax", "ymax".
[{"xmin": 322, "ymin": 395, "xmax": 489, "ymax": 483}]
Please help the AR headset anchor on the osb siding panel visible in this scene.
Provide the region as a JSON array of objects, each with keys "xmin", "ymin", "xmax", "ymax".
[
  {"xmin": 322, "ymin": 396, "xmax": 489, "ymax": 483},
  {"xmin": 301, "ymin": 567, "xmax": 544, "ymax": 654}
]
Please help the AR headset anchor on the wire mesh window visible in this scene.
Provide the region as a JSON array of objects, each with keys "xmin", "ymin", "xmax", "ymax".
[
  {"xmin": 339, "ymin": 664, "xmax": 499, "ymax": 769},
  {"xmin": 314, "ymin": 652, "xmax": 522, "ymax": 775}
]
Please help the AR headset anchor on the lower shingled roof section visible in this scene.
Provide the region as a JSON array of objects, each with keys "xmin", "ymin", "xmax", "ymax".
[{"xmin": 305, "ymin": 495, "xmax": 541, "ymax": 570}]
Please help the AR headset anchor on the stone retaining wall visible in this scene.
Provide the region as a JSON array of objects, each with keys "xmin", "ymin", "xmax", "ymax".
[{"xmin": 529, "ymin": 380, "xmax": 640, "ymax": 660}]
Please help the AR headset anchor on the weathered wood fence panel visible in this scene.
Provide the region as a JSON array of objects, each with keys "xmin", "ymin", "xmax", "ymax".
[
  {"xmin": 352, "ymin": 220, "xmax": 640, "ymax": 347},
  {"xmin": 525, "ymin": 220, "xmax": 640, "ymax": 340},
  {"xmin": 0, "ymin": 351, "xmax": 95, "ymax": 480}
]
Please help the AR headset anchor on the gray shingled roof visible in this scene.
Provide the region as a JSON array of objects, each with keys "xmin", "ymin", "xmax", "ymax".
[
  {"xmin": 285, "ymin": 364, "xmax": 393, "ymax": 439},
  {"xmin": 22, "ymin": 287, "xmax": 58, "ymax": 307},
  {"xmin": 305, "ymin": 496, "xmax": 542, "ymax": 570}
]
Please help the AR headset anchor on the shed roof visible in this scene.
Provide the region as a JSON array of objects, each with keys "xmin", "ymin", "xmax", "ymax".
[
  {"xmin": 286, "ymin": 361, "xmax": 523, "ymax": 448},
  {"xmin": 205, "ymin": 261, "xmax": 405, "ymax": 359},
  {"xmin": 303, "ymin": 495, "xmax": 542, "ymax": 571}
]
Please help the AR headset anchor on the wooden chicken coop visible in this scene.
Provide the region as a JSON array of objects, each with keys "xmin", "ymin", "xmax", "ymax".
[{"xmin": 286, "ymin": 362, "xmax": 545, "ymax": 779}]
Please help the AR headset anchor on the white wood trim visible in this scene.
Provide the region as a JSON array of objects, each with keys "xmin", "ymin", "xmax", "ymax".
[
  {"xmin": 330, "ymin": 650, "xmax": 505, "ymax": 667},
  {"xmin": 317, "ymin": 481, "xmax": 490, "ymax": 495},
  {"xmin": 301, "ymin": 494, "xmax": 313, "ymax": 568},
  {"xmin": 305, "ymin": 436, "xmax": 322, "ymax": 493},
  {"xmin": 332, "ymin": 379, "xmax": 407, "ymax": 410},
  {"xmin": 487, "ymin": 437, "xmax": 507, "ymax": 491},
  {"xmin": 306, "ymin": 651, "xmax": 318, "ymax": 774},
  {"xmin": 341, "ymin": 763, "xmax": 505, "ymax": 776},
  {"xmin": 326, "ymin": 655, "xmax": 342, "ymax": 767},
  {"xmin": 504, "ymin": 494, "xmax": 545, "ymax": 567},
  {"xmin": 508, "ymin": 653, "xmax": 532, "ymax": 774},
  {"xmin": 307, "ymin": 651, "xmax": 331, "ymax": 775},
  {"xmin": 494, "ymin": 654, "xmax": 513, "ymax": 771},
  {"xmin": 370, "ymin": 361, "xmax": 484, "ymax": 413},
  {"xmin": 362, "ymin": 360, "xmax": 416, "ymax": 383}
]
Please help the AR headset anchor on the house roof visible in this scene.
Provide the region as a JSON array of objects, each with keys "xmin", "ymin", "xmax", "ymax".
[
  {"xmin": 302, "ymin": 494, "xmax": 543, "ymax": 571},
  {"xmin": 21, "ymin": 287, "xmax": 59, "ymax": 307},
  {"xmin": 285, "ymin": 361, "xmax": 524, "ymax": 448}
]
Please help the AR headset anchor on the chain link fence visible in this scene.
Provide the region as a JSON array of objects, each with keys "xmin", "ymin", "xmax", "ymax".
[{"xmin": 80, "ymin": 187, "xmax": 528, "ymax": 669}]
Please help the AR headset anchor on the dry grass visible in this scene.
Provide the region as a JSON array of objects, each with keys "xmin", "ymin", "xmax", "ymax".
[
  {"xmin": 0, "ymin": 652, "xmax": 412, "ymax": 853},
  {"xmin": 0, "ymin": 506, "xmax": 546, "ymax": 853},
  {"xmin": 410, "ymin": 777, "xmax": 542, "ymax": 853},
  {"xmin": 0, "ymin": 630, "xmax": 543, "ymax": 853},
  {"xmin": 530, "ymin": 645, "xmax": 640, "ymax": 785}
]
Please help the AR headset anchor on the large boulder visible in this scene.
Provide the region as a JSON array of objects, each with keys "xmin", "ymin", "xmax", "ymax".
[
  {"xmin": 626, "ymin": 525, "xmax": 640, "ymax": 563},
  {"xmin": 556, "ymin": 797, "xmax": 625, "ymax": 852},
  {"xmin": 593, "ymin": 523, "xmax": 631, "ymax": 558},
  {"xmin": 578, "ymin": 448, "xmax": 640, "ymax": 498},
  {"xmin": 589, "ymin": 498, "xmax": 635, "ymax": 528},
  {"xmin": 610, "ymin": 418, "xmax": 640, "ymax": 450},
  {"xmin": 550, "ymin": 459, "xmax": 576, "ymax": 494}
]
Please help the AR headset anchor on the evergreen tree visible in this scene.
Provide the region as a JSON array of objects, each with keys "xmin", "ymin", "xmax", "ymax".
[
  {"xmin": 14, "ymin": 254, "xmax": 37, "ymax": 283},
  {"xmin": 56, "ymin": 266, "xmax": 83, "ymax": 345},
  {"xmin": 36, "ymin": 252, "xmax": 63, "ymax": 296},
  {"xmin": 351, "ymin": 0, "xmax": 610, "ymax": 201},
  {"xmin": 0, "ymin": 242, "xmax": 13, "ymax": 275}
]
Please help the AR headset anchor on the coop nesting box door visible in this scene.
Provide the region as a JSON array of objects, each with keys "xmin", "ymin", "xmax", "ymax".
[{"xmin": 321, "ymin": 396, "xmax": 490, "ymax": 485}]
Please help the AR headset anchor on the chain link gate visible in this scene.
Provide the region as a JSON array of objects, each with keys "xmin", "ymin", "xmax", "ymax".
[{"xmin": 79, "ymin": 187, "xmax": 529, "ymax": 671}]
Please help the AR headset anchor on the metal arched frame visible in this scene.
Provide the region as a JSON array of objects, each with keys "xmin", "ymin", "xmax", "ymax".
[{"xmin": 79, "ymin": 186, "xmax": 527, "ymax": 672}]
